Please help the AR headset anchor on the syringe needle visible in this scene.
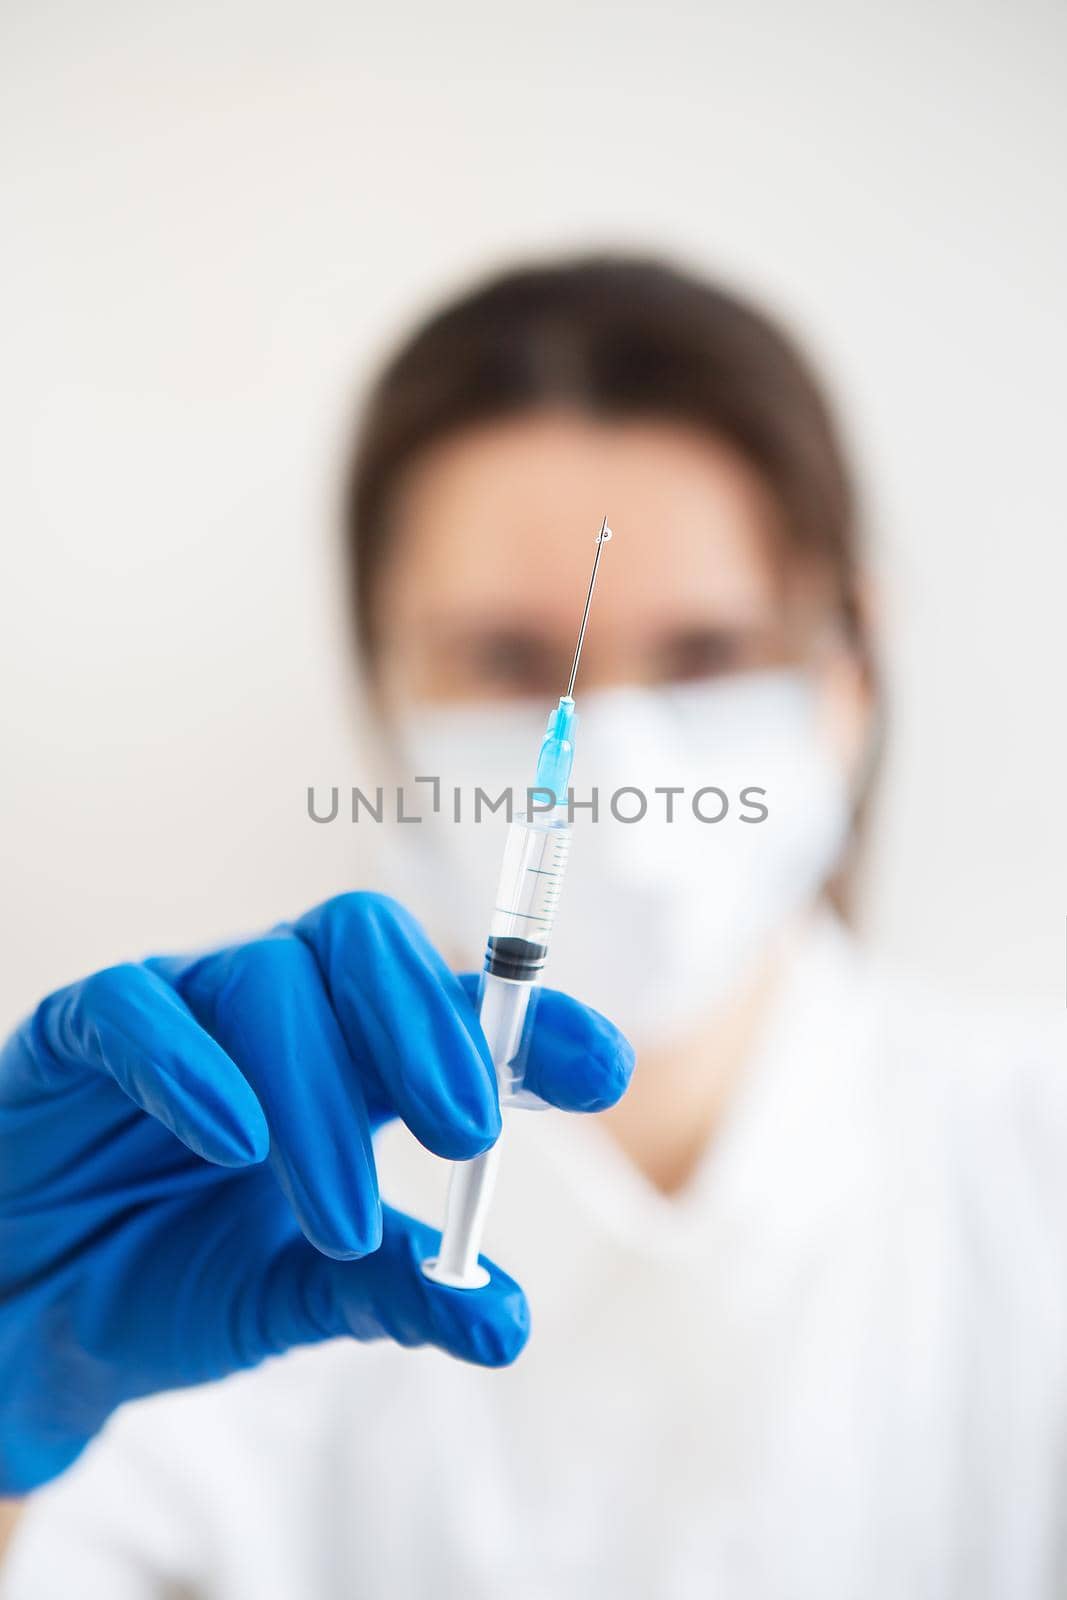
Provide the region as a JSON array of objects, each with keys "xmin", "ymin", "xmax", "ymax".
[{"xmin": 564, "ymin": 515, "xmax": 613, "ymax": 701}]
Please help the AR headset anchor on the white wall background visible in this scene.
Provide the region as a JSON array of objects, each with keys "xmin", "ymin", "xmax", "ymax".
[{"xmin": 1, "ymin": 0, "xmax": 1065, "ymax": 1030}]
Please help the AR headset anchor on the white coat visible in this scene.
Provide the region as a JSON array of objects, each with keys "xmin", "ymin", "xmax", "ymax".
[{"xmin": 5, "ymin": 917, "xmax": 1067, "ymax": 1599}]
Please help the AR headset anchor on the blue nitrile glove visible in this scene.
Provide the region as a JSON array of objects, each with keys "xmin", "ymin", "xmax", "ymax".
[{"xmin": 0, "ymin": 892, "xmax": 633, "ymax": 1494}]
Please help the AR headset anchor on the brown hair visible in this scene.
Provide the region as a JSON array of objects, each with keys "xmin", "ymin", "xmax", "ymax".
[{"xmin": 344, "ymin": 253, "xmax": 870, "ymax": 675}]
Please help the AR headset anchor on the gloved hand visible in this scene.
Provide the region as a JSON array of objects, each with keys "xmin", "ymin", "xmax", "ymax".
[{"xmin": 0, "ymin": 892, "xmax": 633, "ymax": 1495}]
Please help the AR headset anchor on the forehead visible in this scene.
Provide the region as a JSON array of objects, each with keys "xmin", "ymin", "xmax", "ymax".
[{"xmin": 380, "ymin": 411, "xmax": 783, "ymax": 630}]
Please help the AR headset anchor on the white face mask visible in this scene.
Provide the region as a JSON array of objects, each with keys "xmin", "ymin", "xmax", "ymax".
[{"xmin": 381, "ymin": 672, "xmax": 850, "ymax": 1049}]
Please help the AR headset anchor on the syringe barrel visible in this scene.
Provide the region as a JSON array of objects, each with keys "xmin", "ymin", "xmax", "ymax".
[
  {"xmin": 484, "ymin": 808, "xmax": 571, "ymax": 960},
  {"xmin": 481, "ymin": 809, "xmax": 571, "ymax": 1102}
]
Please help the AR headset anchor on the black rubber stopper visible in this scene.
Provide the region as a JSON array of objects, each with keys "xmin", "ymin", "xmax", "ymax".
[{"xmin": 484, "ymin": 934, "xmax": 547, "ymax": 981}]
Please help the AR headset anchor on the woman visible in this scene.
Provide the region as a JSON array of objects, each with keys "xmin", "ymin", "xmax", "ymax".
[{"xmin": 3, "ymin": 257, "xmax": 1065, "ymax": 1598}]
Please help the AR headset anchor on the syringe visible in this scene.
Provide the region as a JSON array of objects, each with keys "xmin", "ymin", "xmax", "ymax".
[{"xmin": 421, "ymin": 516, "xmax": 613, "ymax": 1290}]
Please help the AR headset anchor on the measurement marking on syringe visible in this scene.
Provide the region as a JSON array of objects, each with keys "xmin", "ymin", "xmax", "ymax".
[
  {"xmin": 525, "ymin": 868, "xmax": 560, "ymax": 876},
  {"xmin": 494, "ymin": 907, "xmax": 552, "ymax": 922}
]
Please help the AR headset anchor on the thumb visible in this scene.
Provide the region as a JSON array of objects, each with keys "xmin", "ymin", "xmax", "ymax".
[{"xmin": 256, "ymin": 1207, "xmax": 530, "ymax": 1368}]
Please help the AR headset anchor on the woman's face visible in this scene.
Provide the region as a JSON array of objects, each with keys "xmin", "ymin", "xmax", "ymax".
[{"xmin": 372, "ymin": 410, "xmax": 869, "ymax": 771}]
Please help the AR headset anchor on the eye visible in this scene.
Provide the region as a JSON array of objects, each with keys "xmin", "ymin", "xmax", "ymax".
[
  {"xmin": 460, "ymin": 630, "xmax": 562, "ymax": 695},
  {"xmin": 657, "ymin": 627, "xmax": 757, "ymax": 682}
]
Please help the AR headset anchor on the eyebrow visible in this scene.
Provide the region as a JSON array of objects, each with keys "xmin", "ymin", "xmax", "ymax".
[{"xmin": 419, "ymin": 615, "xmax": 566, "ymax": 642}]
